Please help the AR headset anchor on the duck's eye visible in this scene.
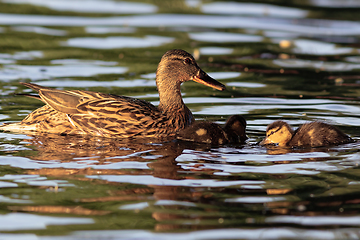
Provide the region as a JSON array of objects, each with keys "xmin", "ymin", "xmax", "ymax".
[{"xmin": 184, "ymin": 58, "xmax": 192, "ymax": 65}]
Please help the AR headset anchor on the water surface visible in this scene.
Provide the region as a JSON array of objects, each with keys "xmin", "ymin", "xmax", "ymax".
[{"xmin": 0, "ymin": 0, "xmax": 360, "ymax": 239}]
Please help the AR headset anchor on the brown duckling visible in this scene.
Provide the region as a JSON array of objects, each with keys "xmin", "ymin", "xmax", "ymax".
[
  {"xmin": 177, "ymin": 115, "xmax": 247, "ymax": 145},
  {"xmin": 0, "ymin": 49, "xmax": 225, "ymax": 139},
  {"xmin": 260, "ymin": 120, "xmax": 353, "ymax": 148}
]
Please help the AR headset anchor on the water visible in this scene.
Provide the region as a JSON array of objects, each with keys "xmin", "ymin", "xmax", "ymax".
[{"xmin": 0, "ymin": 0, "xmax": 360, "ymax": 239}]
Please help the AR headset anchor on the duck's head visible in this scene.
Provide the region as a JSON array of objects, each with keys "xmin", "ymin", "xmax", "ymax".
[
  {"xmin": 260, "ymin": 121, "xmax": 293, "ymax": 147},
  {"xmin": 224, "ymin": 115, "xmax": 247, "ymax": 143},
  {"xmin": 156, "ymin": 49, "xmax": 226, "ymax": 92}
]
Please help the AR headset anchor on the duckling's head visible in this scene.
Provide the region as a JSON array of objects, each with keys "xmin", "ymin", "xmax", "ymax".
[
  {"xmin": 224, "ymin": 115, "xmax": 247, "ymax": 143},
  {"xmin": 260, "ymin": 121, "xmax": 293, "ymax": 147},
  {"xmin": 156, "ymin": 49, "xmax": 225, "ymax": 92}
]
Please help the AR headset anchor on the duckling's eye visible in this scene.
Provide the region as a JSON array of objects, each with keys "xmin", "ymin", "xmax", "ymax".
[
  {"xmin": 184, "ymin": 58, "xmax": 192, "ymax": 65},
  {"xmin": 267, "ymin": 130, "xmax": 275, "ymax": 137}
]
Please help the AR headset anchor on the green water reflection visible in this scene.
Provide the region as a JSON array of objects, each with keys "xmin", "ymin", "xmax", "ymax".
[{"xmin": 0, "ymin": 0, "xmax": 360, "ymax": 239}]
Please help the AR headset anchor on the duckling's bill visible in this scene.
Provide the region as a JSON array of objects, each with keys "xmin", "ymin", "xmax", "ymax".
[
  {"xmin": 259, "ymin": 137, "xmax": 277, "ymax": 146},
  {"xmin": 191, "ymin": 70, "xmax": 226, "ymax": 91}
]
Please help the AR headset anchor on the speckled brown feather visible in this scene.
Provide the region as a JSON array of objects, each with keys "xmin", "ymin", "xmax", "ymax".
[
  {"xmin": 177, "ymin": 115, "xmax": 247, "ymax": 145},
  {"xmin": 19, "ymin": 83, "xmax": 192, "ymax": 138},
  {"xmin": 177, "ymin": 121, "xmax": 228, "ymax": 145},
  {"xmin": 288, "ymin": 122, "xmax": 353, "ymax": 147}
]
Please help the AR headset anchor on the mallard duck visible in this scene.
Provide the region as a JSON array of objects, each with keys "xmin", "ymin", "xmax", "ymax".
[
  {"xmin": 0, "ymin": 49, "xmax": 226, "ymax": 139},
  {"xmin": 177, "ymin": 115, "xmax": 247, "ymax": 145},
  {"xmin": 260, "ymin": 120, "xmax": 353, "ymax": 148}
]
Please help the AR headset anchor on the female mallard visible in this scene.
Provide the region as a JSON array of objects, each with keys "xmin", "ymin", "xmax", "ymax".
[
  {"xmin": 177, "ymin": 115, "xmax": 247, "ymax": 145},
  {"xmin": 260, "ymin": 120, "xmax": 353, "ymax": 148},
  {"xmin": 1, "ymin": 49, "xmax": 225, "ymax": 139}
]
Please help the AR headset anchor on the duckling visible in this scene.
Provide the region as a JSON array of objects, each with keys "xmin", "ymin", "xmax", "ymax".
[
  {"xmin": 0, "ymin": 49, "xmax": 225, "ymax": 139},
  {"xmin": 177, "ymin": 115, "xmax": 247, "ymax": 145},
  {"xmin": 260, "ymin": 120, "xmax": 353, "ymax": 148},
  {"xmin": 224, "ymin": 115, "xmax": 247, "ymax": 143}
]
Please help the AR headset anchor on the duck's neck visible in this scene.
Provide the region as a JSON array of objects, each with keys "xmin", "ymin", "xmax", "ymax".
[
  {"xmin": 157, "ymin": 77, "xmax": 193, "ymax": 128},
  {"xmin": 158, "ymin": 79, "xmax": 184, "ymax": 110}
]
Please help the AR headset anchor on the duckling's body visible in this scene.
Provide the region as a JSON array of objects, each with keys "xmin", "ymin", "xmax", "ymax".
[
  {"xmin": 0, "ymin": 50, "xmax": 225, "ymax": 139},
  {"xmin": 260, "ymin": 121, "xmax": 353, "ymax": 148},
  {"xmin": 177, "ymin": 115, "xmax": 247, "ymax": 145}
]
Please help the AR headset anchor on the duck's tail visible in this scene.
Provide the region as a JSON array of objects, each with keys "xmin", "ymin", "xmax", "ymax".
[{"xmin": 0, "ymin": 122, "xmax": 36, "ymax": 133}]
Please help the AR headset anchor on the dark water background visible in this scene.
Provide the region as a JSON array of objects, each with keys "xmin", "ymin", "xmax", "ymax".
[{"xmin": 1, "ymin": 0, "xmax": 360, "ymax": 239}]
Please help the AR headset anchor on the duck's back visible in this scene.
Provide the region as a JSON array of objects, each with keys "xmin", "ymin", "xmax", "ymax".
[
  {"xmin": 288, "ymin": 122, "xmax": 353, "ymax": 147},
  {"xmin": 177, "ymin": 122, "xmax": 228, "ymax": 145}
]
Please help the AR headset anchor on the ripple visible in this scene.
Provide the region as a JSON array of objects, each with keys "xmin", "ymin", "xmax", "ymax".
[
  {"xmin": 0, "ymin": 174, "xmax": 73, "ymax": 187},
  {"xmin": 64, "ymin": 228, "xmax": 354, "ymax": 240},
  {"xmin": 0, "ymin": 195, "xmax": 32, "ymax": 203},
  {"xmin": 189, "ymin": 32, "xmax": 263, "ymax": 43},
  {"xmin": 0, "ymin": 155, "xmax": 151, "ymax": 170},
  {"xmin": 202, "ymin": 2, "xmax": 308, "ymax": 18},
  {"xmin": 64, "ymin": 35, "xmax": 174, "ymax": 49},
  {"xmin": 286, "ymin": 39, "xmax": 357, "ymax": 55},
  {"xmin": 309, "ymin": 0, "xmax": 360, "ymax": 7},
  {"xmin": 274, "ymin": 59, "xmax": 360, "ymax": 71},
  {"xmin": 87, "ymin": 175, "xmax": 264, "ymax": 187},
  {"xmin": 3, "ymin": 0, "xmax": 157, "ymax": 14},
  {"xmin": 11, "ymin": 26, "xmax": 67, "ymax": 36},
  {"xmin": 0, "ymin": 51, "xmax": 43, "ymax": 62},
  {"xmin": 180, "ymin": 160, "xmax": 340, "ymax": 175},
  {"xmin": 189, "ymin": 97, "xmax": 359, "ymax": 116},
  {"xmin": 0, "ymin": 213, "xmax": 93, "ymax": 231},
  {"xmin": 225, "ymin": 196, "xmax": 286, "ymax": 203},
  {"xmin": 0, "ymin": 181, "xmax": 17, "ymax": 188},
  {"xmin": 199, "ymin": 47, "xmax": 233, "ymax": 55},
  {"xmin": 0, "ymin": 64, "xmax": 127, "ymax": 81},
  {"xmin": 266, "ymin": 215, "xmax": 360, "ymax": 226},
  {"xmin": 0, "ymin": 144, "xmax": 30, "ymax": 151},
  {"xmin": 50, "ymin": 59, "xmax": 118, "ymax": 66},
  {"xmin": 344, "ymin": 56, "xmax": 360, "ymax": 63},
  {"xmin": 1, "ymin": 14, "xmax": 359, "ymax": 36},
  {"xmin": 227, "ymin": 82, "xmax": 266, "ymax": 88},
  {"xmin": 35, "ymin": 79, "xmax": 156, "ymax": 88},
  {"xmin": 207, "ymin": 72, "xmax": 241, "ymax": 80},
  {"xmin": 85, "ymin": 26, "xmax": 136, "ymax": 34},
  {"xmin": 119, "ymin": 202, "xmax": 149, "ymax": 210},
  {"xmin": 0, "ymin": 132, "xmax": 32, "ymax": 141}
]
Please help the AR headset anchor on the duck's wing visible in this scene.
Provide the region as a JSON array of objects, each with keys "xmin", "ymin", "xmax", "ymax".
[
  {"xmin": 24, "ymin": 83, "xmax": 164, "ymax": 137},
  {"xmin": 69, "ymin": 98, "xmax": 164, "ymax": 137}
]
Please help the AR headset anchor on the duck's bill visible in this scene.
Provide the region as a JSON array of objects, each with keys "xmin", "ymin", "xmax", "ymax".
[{"xmin": 192, "ymin": 70, "xmax": 226, "ymax": 91}]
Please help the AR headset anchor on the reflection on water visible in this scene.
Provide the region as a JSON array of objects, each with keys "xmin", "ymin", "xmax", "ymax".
[
  {"xmin": 65, "ymin": 36, "xmax": 174, "ymax": 49},
  {"xmin": 0, "ymin": 64, "xmax": 127, "ymax": 81},
  {"xmin": 189, "ymin": 32, "xmax": 263, "ymax": 43},
  {"xmin": 201, "ymin": 2, "xmax": 308, "ymax": 17},
  {"xmin": 0, "ymin": 213, "xmax": 93, "ymax": 231},
  {"xmin": 0, "ymin": 0, "xmax": 360, "ymax": 239},
  {"xmin": 3, "ymin": 0, "xmax": 158, "ymax": 14}
]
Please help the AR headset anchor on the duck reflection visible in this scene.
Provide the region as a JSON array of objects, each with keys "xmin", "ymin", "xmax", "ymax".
[
  {"xmin": 18, "ymin": 132, "xmax": 225, "ymax": 230},
  {"xmin": 23, "ymin": 133, "xmax": 187, "ymax": 174},
  {"xmin": 8, "ymin": 132, "xmax": 360, "ymax": 231}
]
